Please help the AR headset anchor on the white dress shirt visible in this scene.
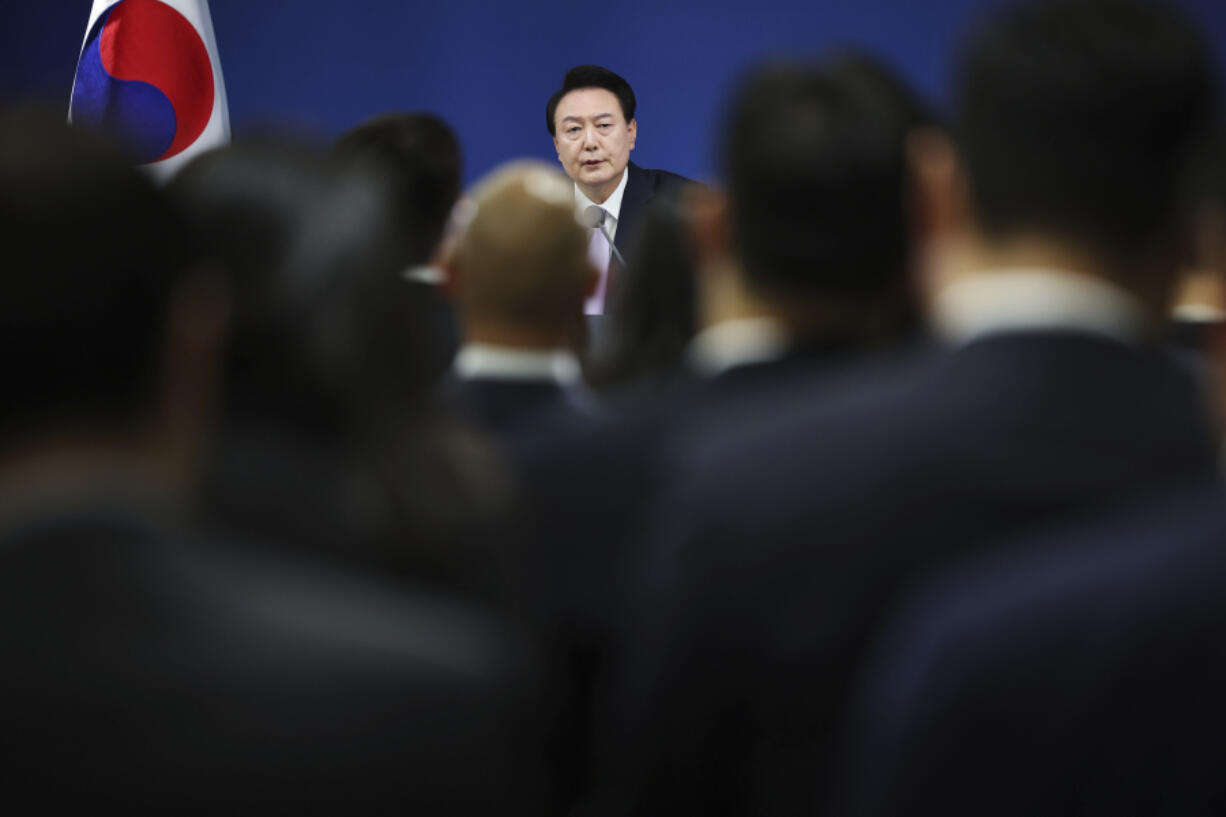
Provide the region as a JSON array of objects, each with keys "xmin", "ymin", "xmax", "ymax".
[
  {"xmin": 931, "ymin": 268, "xmax": 1151, "ymax": 345},
  {"xmin": 686, "ymin": 318, "xmax": 792, "ymax": 378},
  {"xmin": 452, "ymin": 343, "xmax": 582, "ymax": 385},
  {"xmin": 575, "ymin": 169, "xmax": 629, "ymax": 315}
]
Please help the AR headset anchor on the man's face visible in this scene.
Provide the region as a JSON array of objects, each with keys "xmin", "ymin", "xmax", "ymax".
[{"xmin": 552, "ymin": 87, "xmax": 637, "ymax": 202}]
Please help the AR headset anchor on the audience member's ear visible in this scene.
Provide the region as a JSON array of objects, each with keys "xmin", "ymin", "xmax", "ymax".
[
  {"xmin": 907, "ymin": 126, "xmax": 965, "ymax": 243},
  {"xmin": 153, "ymin": 263, "xmax": 231, "ymax": 493},
  {"xmin": 686, "ymin": 185, "xmax": 731, "ymax": 272},
  {"xmin": 434, "ymin": 195, "xmax": 477, "ymax": 298},
  {"xmin": 1196, "ymin": 201, "xmax": 1226, "ymax": 280},
  {"xmin": 439, "ymin": 260, "xmax": 460, "ymax": 298},
  {"xmin": 908, "ymin": 127, "xmax": 974, "ymax": 309}
]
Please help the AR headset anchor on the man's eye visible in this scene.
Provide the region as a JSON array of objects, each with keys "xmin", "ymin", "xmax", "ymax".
[{"xmin": 598, "ymin": 123, "xmax": 611, "ymax": 129}]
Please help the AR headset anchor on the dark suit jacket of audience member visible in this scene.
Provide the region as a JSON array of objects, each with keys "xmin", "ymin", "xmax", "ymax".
[
  {"xmin": 519, "ymin": 336, "xmax": 889, "ymax": 807},
  {"xmin": 408, "ymin": 276, "xmax": 462, "ymax": 386},
  {"xmin": 439, "ymin": 374, "xmax": 605, "ymax": 446},
  {"xmin": 0, "ymin": 504, "xmax": 553, "ymax": 814},
  {"xmin": 602, "ymin": 330, "xmax": 1221, "ymax": 817},
  {"xmin": 833, "ymin": 478, "xmax": 1226, "ymax": 817}
]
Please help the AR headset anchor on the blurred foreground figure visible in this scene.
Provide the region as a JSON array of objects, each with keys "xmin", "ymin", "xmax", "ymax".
[
  {"xmin": 0, "ymin": 116, "xmax": 550, "ymax": 813},
  {"xmin": 440, "ymin": 160, "xmax": 603, "ymax": 441},
  {"xmin": 567, "ymin": 54, "xmax": 930, "ymax": 811},
  {"xmin": 1169, "ymin": 141, "xmax": 1226, "ymax": 435},
  {"xmin": 333, "ymin": 112, "xmax": 464, "ymax": 383},
  {"xmin": 603, "ymin": 2, "xmax": 1220, "ymax": 815},
  {"xmin": 583, "ymin": 184, "xmax": 699, "ymax": 391},
  {"xmin": 170, "ymin": 143, "xmax": 517, "ymax": 603},
  {"xmin": 832, "ymin": 132, "xmax": 1226, "ymax": 817}
]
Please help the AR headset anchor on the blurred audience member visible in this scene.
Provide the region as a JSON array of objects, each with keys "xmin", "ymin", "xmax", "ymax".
[
  {"xmin": 680, "ymin": 54, "xmax": 926, "ymax": 390},
  {"xmin": 169, "ymin": 143, "xmax": 516, "ymax": 600},
  {"xmin": 439, "ymin": 160, "xmax": 604, "ymax": 442},
  {"xmin": 601, "ymin": 2, "xmax": 1220, "ymax": 815},
  {"xmin": 835, "ymin": 139, "xmax": 1226, "ymax": 811},
  {"xmin": 1170, "ymin": 132, "xmax": 1226, "ymax": 435},
  {"xmin": 333, "ymin": 112, "xmax": 464, "ymax": 383},
  {"xmin": 584, "ymin": 184, "xmax": 699, "ymax": 393},
  {"xmin": 0, "ymin": 111, "xmax": 551, "ymax": 813}
]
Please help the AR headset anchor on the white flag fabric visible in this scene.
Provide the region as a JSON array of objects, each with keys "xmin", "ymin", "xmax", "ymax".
[{"xmin": 69, "ymin": 0, "xmax": 230, "ymax": 181}]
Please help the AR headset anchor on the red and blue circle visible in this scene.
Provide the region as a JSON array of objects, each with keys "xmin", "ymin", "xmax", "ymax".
[{"xmin": 70, "ymin": 0, "xmax": 215, "ymax": 164}]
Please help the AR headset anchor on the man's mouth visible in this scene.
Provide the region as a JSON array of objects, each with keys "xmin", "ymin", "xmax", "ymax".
[{"xmin": 583, "ymin": 159, "xmax": 604, "ymax": 168}]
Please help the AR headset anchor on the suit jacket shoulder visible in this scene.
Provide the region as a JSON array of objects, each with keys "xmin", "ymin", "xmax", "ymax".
[
  {"xmin": 0, "ymin": 508, "xmax": 555, "ymax": 813},
  {"xmin": 615, "ymin": 162, "xmax": 698, "ymax": 256},
  {"xmin": 833, "ymin": 479, "xmax": 1226, "ymax": 816}
]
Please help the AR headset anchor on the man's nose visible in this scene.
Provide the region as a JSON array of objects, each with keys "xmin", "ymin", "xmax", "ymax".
[{"xmin": 583, "ymin": 126, "xmax": 600, "ymax": 148}]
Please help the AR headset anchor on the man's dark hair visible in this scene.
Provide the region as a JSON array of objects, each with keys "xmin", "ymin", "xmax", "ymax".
[
  {"xmin": 546, "ymin": 65, "xmax": 636, "ymax": 136},
  {"xmin": 333, "ymin": 112, "xmax": 462, "ymax": 267},
  {"xmin": 0, "ymin": 108, "xmax": 194, "ymax": 441},
  {"xmin": 955, "ymin": 0, "xmax": 1217, "ymax": 264},
  {"xmin": 169, "ymin": 142, "xmax": 431, "ymax": 433},
  {"xmin": 722, "ymin": 58, "xmax": 927, "ymax": 305}
]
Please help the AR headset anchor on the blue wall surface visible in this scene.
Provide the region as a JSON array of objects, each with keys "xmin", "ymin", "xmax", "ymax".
[{"xmin": 5, "ymin": 0, "xmax": 1226, "ymax": 184}]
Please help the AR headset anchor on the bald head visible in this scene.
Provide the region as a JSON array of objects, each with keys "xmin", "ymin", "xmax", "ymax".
[{"xmin": 449, "ymin": 161, "xmax": 593, "ymax": 342}]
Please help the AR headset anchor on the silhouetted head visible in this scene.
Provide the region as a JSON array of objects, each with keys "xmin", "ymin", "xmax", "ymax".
[
  {"xmin": 586, "ymin": 184, "xmax": 700, "ymax": 388},
  {"xmin": 720, "ymin": 57, "xmax": 927, "ymax": 316},
  {"xmin": 333, "ymin": 112, "xmax": 463, "ymax": 268},
  {"xmin": 447, "ymin": 161, "xmax": 594, "ymax": 345},
  {"xmin": 954, "ymin": 0, "xmax": 1217, "ymax": 270},
  {"xmin": 0, "ymin": 108, "xmax": 198, "ymax": 444},
  {"xmin": 169, "ymin": 142, "xmax": 426, "ymax": 436}
]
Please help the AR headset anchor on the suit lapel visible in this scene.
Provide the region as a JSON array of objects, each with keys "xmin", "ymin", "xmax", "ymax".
[{"xmin": 613, "ymin": 162, "xmax": 653, "ymax": 259}]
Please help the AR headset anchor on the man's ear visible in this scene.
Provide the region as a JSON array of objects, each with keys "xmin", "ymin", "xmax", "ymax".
[
  {"xmin": 439, "ymin": 260, "xmax": 459, "ymax": 298},
  {"xmin": 907, "ymin": 126, "xmax": 967, "ymax": 244},
  {"xmin": 431, "ymin": 227, "xmax": 462, "ymax": 297},
  {"xmin": 153, "ymin": 264, "xmax": 231, "ymax": 491},
  {"xmin": 686, "ymin": 185, "xmax": 731, "ymax": 271},
  {"xmin": 627, "ymin": 118, "xmax": 637, "ymax": 152},
  {"xmin": 1195, "ymin": 201, "xmax": 1226, "ymax": 278}
]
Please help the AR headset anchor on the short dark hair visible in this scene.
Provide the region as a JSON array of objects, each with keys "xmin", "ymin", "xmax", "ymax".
[
  {"xmin": 722, "ymin": 59, "xmax": 925, "ymax": 303},
  {"xmin": 332, "ymin": 112, "xmax": 462, "ymax": 267},
  {"xmin": 955, "ymin": 0, "xmax": 1217, "ymax": 263},
  {"xmin": 0, "ymin": 109, "xmax": 194, "ymax": 439},
  {"xmin": 546, "ymin": 65, "xmax": 636, "ymax": 136},
  {"xmin": 168, "ymin": 142, "xmax": 432, "ymax": 433}
]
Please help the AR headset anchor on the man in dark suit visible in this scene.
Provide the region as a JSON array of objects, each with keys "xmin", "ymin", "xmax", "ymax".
[
  {"xmin": 333, "ymin": 112, "xmax": 465, "ymax": 386},
  {"xmin": 545, "ymin": 65, "xmax": 692, "ymax": 316},
  {"xmin": 0, "ymin": 111, "xmax": 552, "ymax": 813},
  {"xmin": 831, "ymin": 102, "xmax": 1226, "ymax": 817},
  {"xmin": 598, "ymin": 2, "xmax": 1222, "ymax": 815},
  {"xmin": 439, "ymin": 160, "xmax": 604, "ymax": 442},
  {"xmin": 829, "ymin": 480, "xmax": 1226, "ymax": 817}
]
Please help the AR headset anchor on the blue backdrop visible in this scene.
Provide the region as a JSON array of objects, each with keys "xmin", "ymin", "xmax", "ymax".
[{"xmin": 5, "ymin": 0, "xmax": 1225, "ymax": 184}]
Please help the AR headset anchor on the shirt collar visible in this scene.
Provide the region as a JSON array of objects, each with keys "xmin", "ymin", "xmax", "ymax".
[
  {"xmin": 932, "ymin": 268, "xmax": 1152, "ymax": 345},
  {"xmin": 402, "ymin": 264, "xmax": 445, "ymax": 285},
  {"xmin": 574, "ymin": 167, "xmax": 629, "ymax": 222},
  {"xmin": 686, "ymin": 318, "xmax": 791, "ymax": 377},
  {"xmin": 453, "ymin": 343, "xmax": 582, "ymax": 385}
]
